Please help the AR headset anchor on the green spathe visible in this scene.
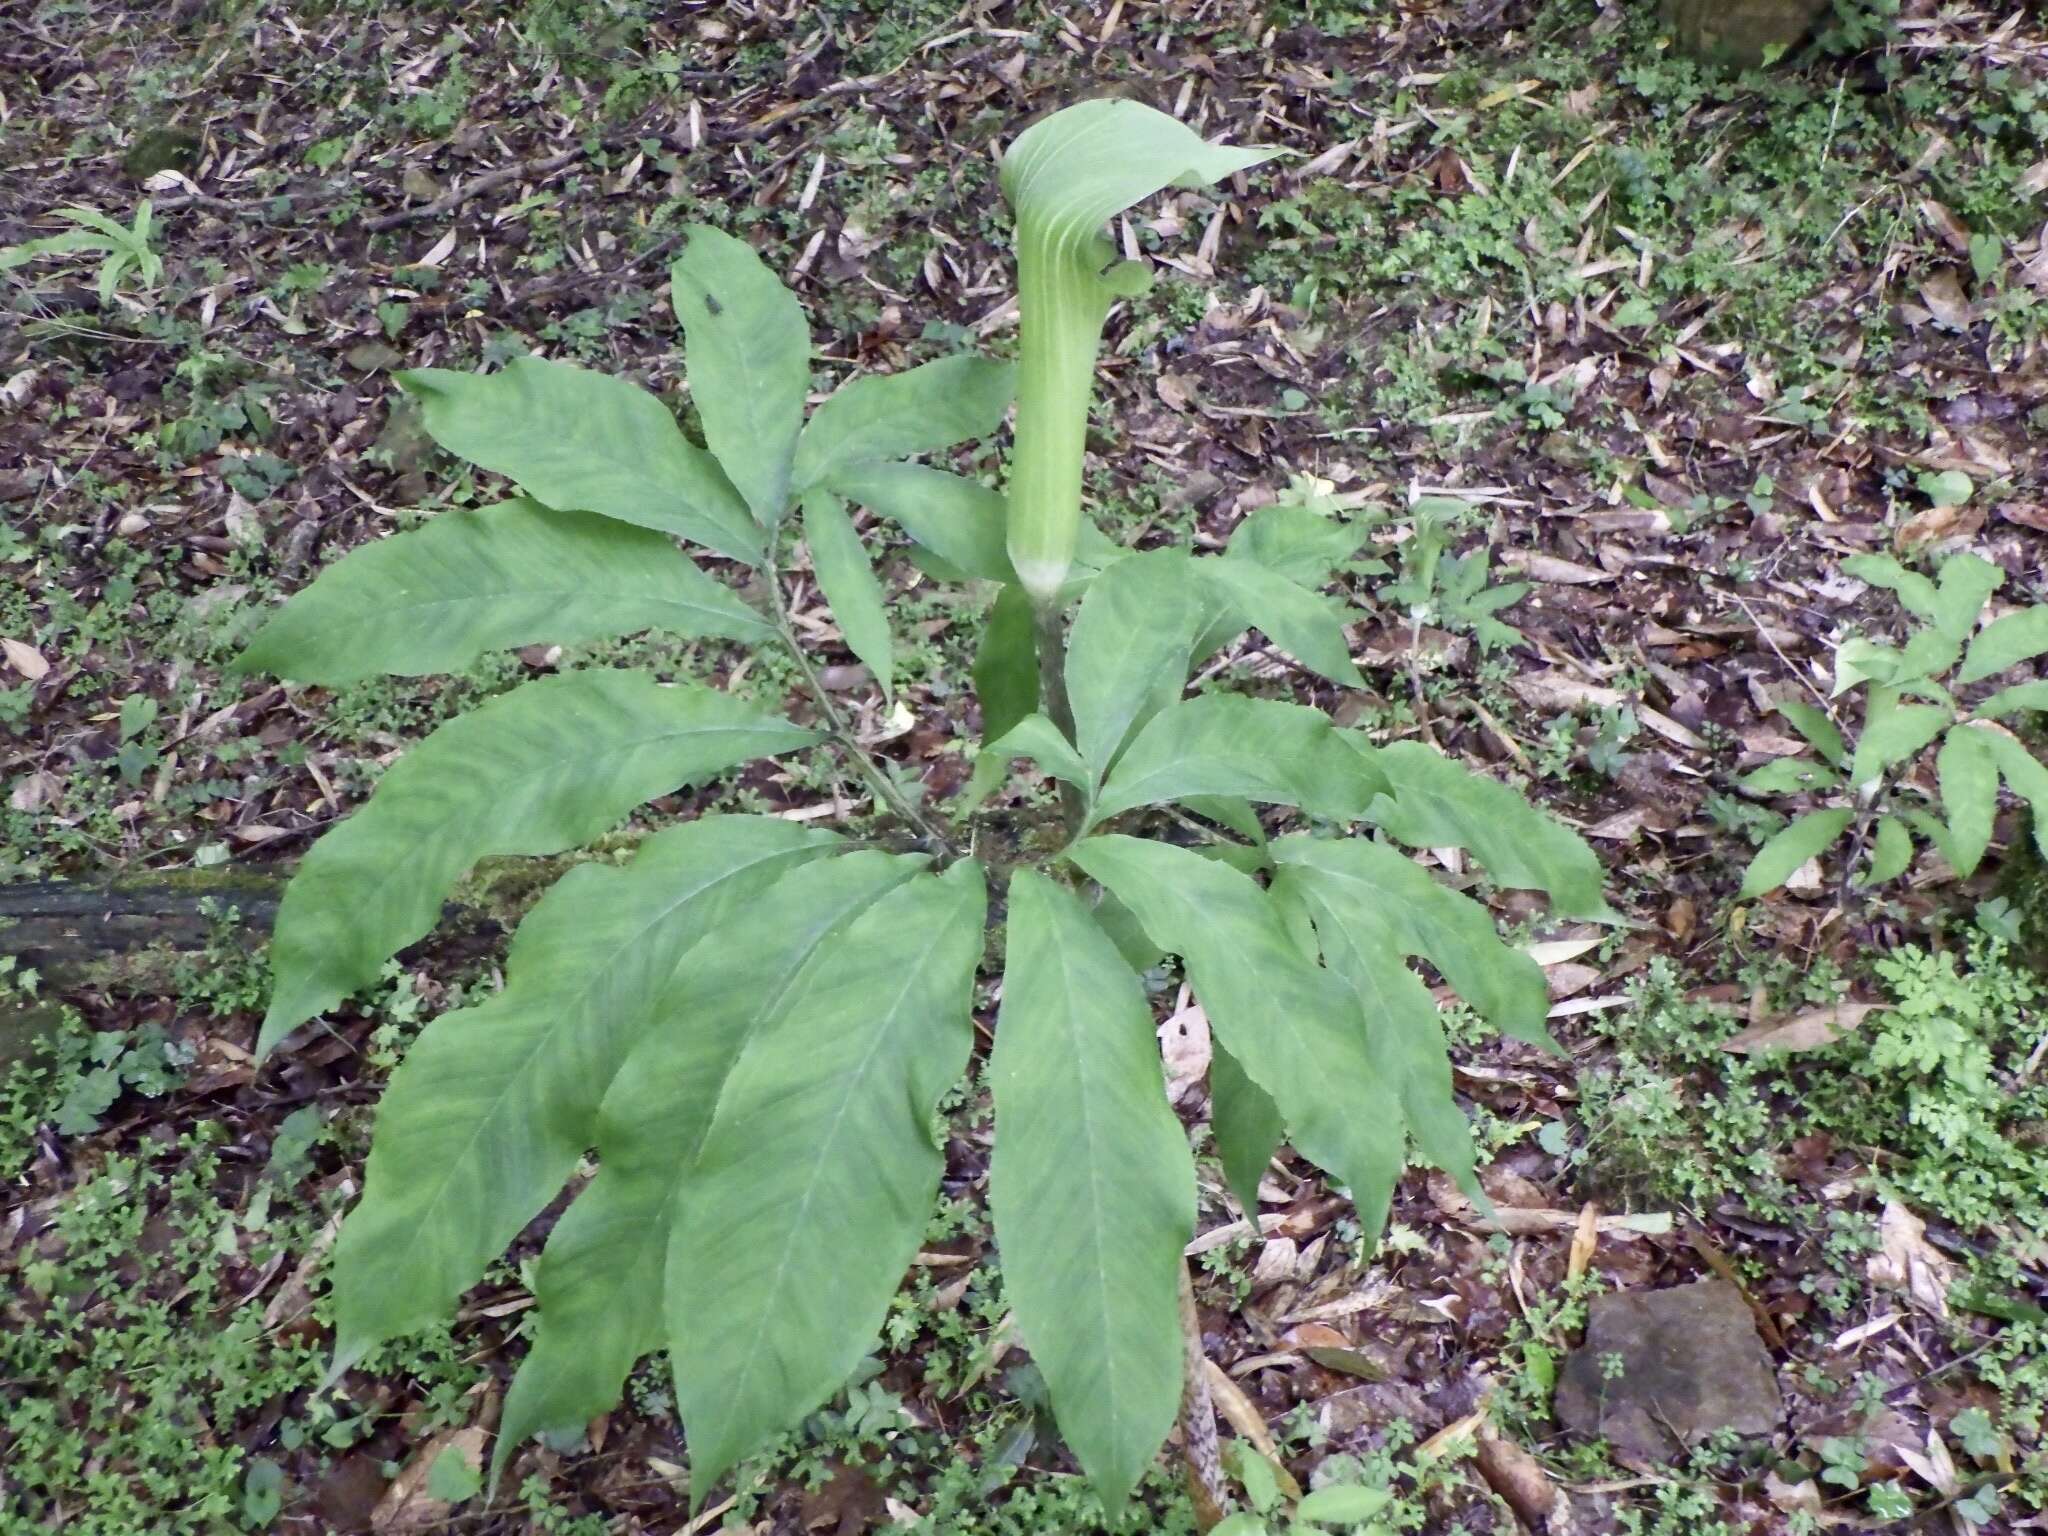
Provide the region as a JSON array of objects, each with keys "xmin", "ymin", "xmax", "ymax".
[{"xmin": 1000, "ymin": 100, "xmax": 1279, "ymax": 603}]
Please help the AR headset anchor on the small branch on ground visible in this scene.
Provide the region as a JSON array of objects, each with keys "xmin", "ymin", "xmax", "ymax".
[{"xmin": 1179, "ymin": 1261, "xmax": 1229, "ymax": 1531}]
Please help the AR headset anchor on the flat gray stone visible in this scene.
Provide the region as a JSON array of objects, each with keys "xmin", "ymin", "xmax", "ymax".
[{"xmin": 1555, "ymin": 1279, "xmax": 1782, "ymax": 1463}]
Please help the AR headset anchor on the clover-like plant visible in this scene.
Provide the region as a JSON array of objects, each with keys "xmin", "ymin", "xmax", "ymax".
[
  {"xmin": 238, "ymin": 102, "xmax": 1611, "ymax": 1516},
  {"xmin": 1738, "ymin": 551, "xmax": 2048, "ymax": 897}
]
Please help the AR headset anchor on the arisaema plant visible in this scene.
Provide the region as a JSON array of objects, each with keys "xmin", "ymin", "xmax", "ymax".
[{"xmin": 238, "ymin": 99, "xmax": 1612, "ymax": 1519}]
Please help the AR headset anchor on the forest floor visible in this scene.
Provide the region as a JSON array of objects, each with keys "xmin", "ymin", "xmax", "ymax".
[{"xmin": 5, "ymin": 1, "xmax": 2048, "ymax": 1532}]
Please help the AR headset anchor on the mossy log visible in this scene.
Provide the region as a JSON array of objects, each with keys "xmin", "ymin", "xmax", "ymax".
[{"xmin": 1662, "ymin": 0, "xmax": 1834, "ymax": 67}]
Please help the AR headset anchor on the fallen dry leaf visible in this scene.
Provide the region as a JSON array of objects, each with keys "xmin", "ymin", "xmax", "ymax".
[
  {"xmin": 1475, "ymin": 1421, "xmax": 1559, "ymax": 1527},
  {"xmin": 1868, "ymin": 1201, "xmax": 1954, "ymax": 1319},
  {"xmin": 1896, "ymin": 496, "xmax": 1985, "ymax": 548},
  {"xmin": 371, "ymin": 1426, "xmax": 488, "ymax": 1534},
  {"xmin": 1919, "ymin": 270, "xmax": 1974, "ymax": 330},
  {"xmin": 2, "ymin": 637, "xmax": 49, "ymax": 680},
  {"xmin": 1503, "ymin": 551, "xmax": 1611, "ymax": 585},
  {"xmin": 1159, "ymin": 987, "xmax": 1210, "ymax": 1105},
  {"xmin": 1567, "ymin": 1202, "xmax": 1600, "ymax": 1282},
  {"xmin": 1719, "ymin": 1001, "xmax": 1885, "ymax": 1054}
]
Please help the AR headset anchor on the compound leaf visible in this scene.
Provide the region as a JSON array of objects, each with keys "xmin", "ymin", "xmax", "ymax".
[
  {"xmin": 258, "ymin": 671, "xmax": 820, "ymax": 1054},
  {"xmin": 237, "ymin": 498, "xmax": 772, "ymax": 685},
  {"xmin": 399, "ymin": 359, "xmax": 760, "ymax": 563},
  {"xmin": 332, "ymin": 817, "xmax": 839, "ymax": 1371},
  {"xmin": 666, "ymin": 861, "xmax": 986, "ymax": 1499},
  {"xmin": 1739, "ymin": 807, "xmax": 1854, "ymax": 898},
  {"xmin": 1068, "ymin": 835, "xmax": 1405, "ymax": 1241},
  {"xmin": 1365, "ymin": 742, "xmax": 1613, "ymax": 920},
  {"xmin": 671, "ymin": 224, "xmax": 811, "ymax": 523},
  {"xmin": 794, "ymin": 355, "xmax": 1013, "ymax": 491},
  {"xmin": 990, "ymin": 870, "xmax": 1195, "ymax": 1511},
  {"xmin": 1092, "ymin": 694, "xmax": 1388, "ymax": 827},
  {"xmin": 801, "ymin": 490, "xmax": 893, "ymax": 700},
  {"xmin": 494, "ymin": 850, "xmax": 923, "ymax": 1489}
]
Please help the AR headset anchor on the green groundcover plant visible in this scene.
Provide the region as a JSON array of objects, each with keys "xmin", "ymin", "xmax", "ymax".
[
  {"xmin": 1738, "ymin": 551, "xmax": 2048, "ymax": 897},
  {"xmin": 237, "ymin": 101, "xmax": 1612, "ymax": 1513}
]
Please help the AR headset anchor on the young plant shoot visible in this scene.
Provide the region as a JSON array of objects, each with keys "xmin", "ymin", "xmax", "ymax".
[{"xmin": 236, "ymin": 101, "xmax": 1612, "ymax": 1518}]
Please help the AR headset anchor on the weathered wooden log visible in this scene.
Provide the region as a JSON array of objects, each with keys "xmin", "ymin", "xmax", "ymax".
[
  {"xmin": 0, "ymin": 873, "xmax": 285, "ymax": 987},
  {"xmin": 0, "ymin": 873, "xmax": 287, "ymax": 1066},
  {"xmin": 1662, "ymin": 0, "xmax": 1834, "ymax": 67}
]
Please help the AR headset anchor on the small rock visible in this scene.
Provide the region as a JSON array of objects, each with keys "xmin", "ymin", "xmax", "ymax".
[
  {"xmin": 1555, "ymin": 1279, "xmax": 1782, "ymax": 1463},
  {"xmin": 122, "ymin": 126, "xmax": 202, "ymax": 181}
]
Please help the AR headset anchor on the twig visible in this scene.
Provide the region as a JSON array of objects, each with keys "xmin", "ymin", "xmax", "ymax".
[
  {"xmin": 1179, "ymin": 1261, "xmax": 1229, "ymax": 1531},
  {"xmin": 362, "ymin": 145, "xmax": 589, "ymax": 234}
]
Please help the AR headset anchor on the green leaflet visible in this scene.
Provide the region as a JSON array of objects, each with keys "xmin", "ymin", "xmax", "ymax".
[
  {"xmin": 1927, "ymin": 554, "xmax": 2004, "ymax": 645},
  {"xmin": 1271, "ymin": 835, "xmax": 1553, "ymax": 1049},
  {"xmin": 1739, "ymin": 758, "xmax": 1842, "ymax": 795},
  {"xmin": 1975, "ymin": 681, "xmax": 2048, "ymax": 720},
  {"xmin": 1193, "ymin": 559, "xmax": 1364, "ymax": 688},
  {"xmin": 1293, "ymin": 879, "xmax": 1482, "ymax": 1200},
  {"xmin": 990, "ymin": 871, "xmax": 1195, "ymax": 1511},
  {"xmin": 794, "ymin": 354, "xmax": 1014, "ymax": 491},
  {"xmin": 398, "ymin": 358, "xmax": 760, "ymax": 563},
  {"xmin": 1847, "ymin": 689, "xmax": 1950, "ymax": 789},
  {"xmin": 258, "ymin": 671, "xmax": 820, "ymax": 1054},
  {"xmin": 666, "ymin": 861, "xmax": 987, "ymax": 1499},
  {"xmin": 1958, "ymin": 608, "xmax": 2048, "ymax": 686},
  {"xmin": 1068, "ymin": 835, "xmax": 1406, "ymax": 1241},
  {"xmin": 1979, "ymin": 728, "xmax": 2048, "ymax": 859},
  {"xmin": 1001, "ymin": 100, "xmax": 1277, "ymax": 599},
  {"xmin": 1365, "ymin": 741, "xmax": 1614, "ymax": 920},
  {"xmin": 1210, "ymin": 1040, "xmax": 1282, "ymax": 1218},
  {"xmin": 1065, "ymin": 549, "xmax": 1204, "ymax": 784},
  {"xmin": 671, "ymin": 224, "xmax": 811, "ymax": 524},
  {"xmin": 1739, "ymin": 807, "xmax": 1854, "ymax": 898},
  {"xmin": 329, "ymin": 817, "xmax": 840, "ymax": 1371},
  {"xmin": 801, "ymin": 490, "xmax": 894, "ymax": 700},
  {"xmin": 974, "ymin": 582, "xmax": 1040, "ymax": 743},
  {"xmin": 1842, "ymin": 554, "xmax": 1940, "ymax": 629},
  {"xmin": 236, "ymin": 498, "xmax": 772, "ymax": 685},
  {"xmin": 983, "ymin": 713, "xmax": 1093, "ymax": 795},
  {"xmin": 1227, "ymin": 502, "xmax": 1371, "ymax": 584},
  {"xmin": 1865, "ymin": 816, "xmax": 1915, "ymax": 885},
  {"xmin": 1092, "ymin": 693, "xmax": 1388, "ymax": 828},
  {"xmin": 1937, "ymin": 725, "xmax": 1999, "ymax": 878},
  {"xmin": 830, "ymin": 463, "xmax": 1015, "ymax": 583},
  {"xmin": 1775, "ymin": 699, "xmax": 1849, "ymax": 768},
  {"xmin": 494, "ymin": 850, "xmax": 924, "ymax": 1489}
]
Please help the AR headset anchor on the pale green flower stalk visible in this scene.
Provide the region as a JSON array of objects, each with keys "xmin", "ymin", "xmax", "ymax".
[{"xmin": 998, "ymin": 99, "xmax": 1279, "ymax": 608}]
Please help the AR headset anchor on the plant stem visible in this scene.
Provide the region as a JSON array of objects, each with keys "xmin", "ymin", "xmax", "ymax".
[
  {"xmin": 1178, "ymin": 1260, "xmax": 1228, "ymax": 1531},
  {"xmin": 1032, "ymin": 600, "xmax": 1088, "ymax": 839},
  {"xmin": 766, "ymin": 569, "xmax": 958, "ymax": 858}
]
